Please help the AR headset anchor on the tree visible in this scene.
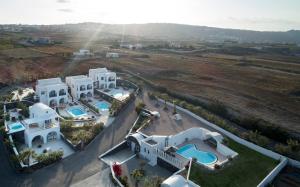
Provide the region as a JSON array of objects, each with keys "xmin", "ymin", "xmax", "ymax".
[
  {"xmin": 18, "ymin": 89, "xmax": 23, "ymax": 96},
  {"xmin": 163, "ymin": 99, "xmax": 168, "ymax": 111},
  {"xmin": 18, "ymin": 148, "xmax": 36, "ymax": 165},
  {"xmin": 131, "ymin": 169, "xmax": 144, "ymax": 187},
  {"xmin": 112, "ymin": 162, "xmax": 122, "ymax": 177},
  {"xmin": 135, "ymin": 102, "xmax": 146, "ymax": 114}
]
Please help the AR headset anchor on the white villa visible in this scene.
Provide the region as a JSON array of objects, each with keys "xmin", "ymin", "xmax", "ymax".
[
  {"xmin": 126, "ymin": 127, "xmax": 238, "ymax": 170},
  {"xmin": 88, "ymin": 68, "xmax": 117, "ymax": 89},
  {"xmin": 73, "ymin": 49, "xmax": 93, "ymax": 57},
  {"xmin": 7, "ymin": 103, "xmax": 60, "ymax": 148},
  {"xmin": 66, "ymin": 75, "xmax": 94, "ymax": 101},
  {"xmin": 35, "ymin": 78, "xmax": 68, "ymax": 107}
]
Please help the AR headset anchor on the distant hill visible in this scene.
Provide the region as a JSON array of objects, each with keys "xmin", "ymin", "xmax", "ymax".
[
  {"xmin": 60, "ymin": 23, "xmax": 300, "ymax": 43},
  {"xmin": 6, "ymin": 22, "xmax": 300, "ymax": 43}
]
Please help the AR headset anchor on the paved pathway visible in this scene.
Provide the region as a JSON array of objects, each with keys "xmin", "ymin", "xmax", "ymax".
[{"xmin": 0, "ymin": 99, "xmax": 137, "ymax": 187}]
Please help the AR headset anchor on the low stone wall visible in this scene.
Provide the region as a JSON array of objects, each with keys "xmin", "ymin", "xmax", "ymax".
[
  {"xmin": 94, "ymin": 89, "xmax": 116, "ymax": 103},
  {"xmin": 60, "ymin": 133, "xmax": 80, "ymax": 151}
]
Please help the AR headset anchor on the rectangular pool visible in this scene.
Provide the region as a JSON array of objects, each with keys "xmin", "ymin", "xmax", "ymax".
[
  {"xmin": 67, "ymin": 107, "xmax": 87, "ymax": 117},
  {"xmin": 94, "ymin": 101, "xmax": 110, "ymax": 111}
]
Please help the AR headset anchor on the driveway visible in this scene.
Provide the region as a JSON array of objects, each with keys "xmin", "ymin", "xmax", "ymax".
[
  {"xmin": 139, "ymin": 88, "xmax": 218, "ymax": 136},
  {"xmin": 0, "ymin": 99, "xmax": 137, "ymax": 187}
]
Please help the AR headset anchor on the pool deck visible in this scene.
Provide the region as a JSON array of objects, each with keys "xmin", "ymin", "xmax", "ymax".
[
  {"xmin": 97, "ymin": 87, "xmax": 133, "ymax": 101},
  {"xmin": 177, "ymin": 139, "xmax": 227, "ymax": 169}
]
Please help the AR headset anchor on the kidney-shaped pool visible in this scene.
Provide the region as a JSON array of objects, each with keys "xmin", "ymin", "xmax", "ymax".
[{"xmin": 176, "ymin": 144, "xmax": 217, "ymax": 165}]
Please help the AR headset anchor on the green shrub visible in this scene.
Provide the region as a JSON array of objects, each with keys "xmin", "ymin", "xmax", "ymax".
[
  {"xmin": 16, "ymin": 102, "xmax": 29, "ymax": 118},
  {"xmin": 275, "ymin": 143, "xmax": 291, "ymax": 155},
  {"xmin": 119, "ymin": 176, "xmax": 129, "ymax": 187},
  {"xmin": 135, "ymin": 102, "xmax": 146, "ymax": 114},
  {"xmin": 36, "ymin": 150, "xmax": 63, "ymax": 165},
  {"xmin": 60, "ymin": 121, "xmax": 73, "ymax": 133},
  {"xmin": 5, "ymin": 114, "xmax": 10, "ymax": 121},
  {"xmin": 207, "ymin": 100, "xmax": 228, "ymax": 118},
  {"xmin": 148, "ymin": 92, "xmax": 156, "ymax": 100},
  {"xmin": 91, "ymin": 123, "xmax": 104, "ymax": 135},
  {"xmin": 287, "ymin": 139, "xmax": 300, "ymax": 152}
]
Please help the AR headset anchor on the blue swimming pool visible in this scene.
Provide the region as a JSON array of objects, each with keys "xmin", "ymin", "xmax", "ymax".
[
  {"xmin": 68, "ymin": 107, "xmax": 86, "ymax": 117},
  {"xmin": 12, "ymin": 124, "xmax": 23, "ymax": 130},
  {"xmin": 94, "ymin": 101, "xmax": 109, "ymax": 111},
  {"xmin": 176, "ymin": 144, "xmax": 217, "ymax": 165}
]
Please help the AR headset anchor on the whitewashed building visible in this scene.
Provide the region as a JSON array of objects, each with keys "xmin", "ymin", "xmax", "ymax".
[
  {"xmin": 22, "ymin": 103, "xmax": 60, "ymax": 148},
  {"xmin": 73, "ymin": 49, "xmax": 93, "ymax": 57},
  {"xmin": 126, "ymin": 127, "xmax": 238, "ymax": 170},
  {"xmin": 65, "ymin": 75, "xmax": 93, "ymax": 100},
  {"xmin": 35, "ymin": 78, "xmax": 68, "ymax": 107},
  {"xmin": 106, "ymin": 52, "xmax": 119, "ymax": 58},
  {"xmin": 88, "ymin": 68, "xmax": 117, "ymax": 89}
]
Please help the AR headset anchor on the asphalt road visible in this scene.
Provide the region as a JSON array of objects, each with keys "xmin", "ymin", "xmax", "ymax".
[{"xmin": 0, "ymin": 99, "xmax": 137, "ymax": 187}]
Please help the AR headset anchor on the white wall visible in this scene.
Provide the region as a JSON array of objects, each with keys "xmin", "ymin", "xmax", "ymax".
[{"xmin": 217, "ymin": 143, "xmax": 238, "ymax": 158}]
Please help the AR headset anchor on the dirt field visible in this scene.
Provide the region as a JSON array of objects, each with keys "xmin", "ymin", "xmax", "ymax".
[
  {"xmin": 0, "ymin": 43, "xmax": 299, "ymax": 134},
  {"xmin": 82, "ymin": 50, "xmax": 300, "ymax": 134}
]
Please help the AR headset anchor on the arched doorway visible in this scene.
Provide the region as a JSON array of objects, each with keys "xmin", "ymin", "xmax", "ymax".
[
  {"xmin": 80, "ymin": 85, "xmax": 86, "ymax": 91},
  {"xmin": 49, "ymin": 99, "xmax": 57, "ymax": 107},
  {"xmin": 47, "ymin": 131, "xmax": 58, "ymax": 142},
  {"xmin": 59, "ymin": 89, "xmax": 66, "ymax": 96},
  {"xmin": 49, "ymin": 90, "xmax": 57, "ymax": 97},
  {"xmin": 109, "ymin": 83, "xmax": 115, "ymax": 89},
  {"xmin": 87, "ymin": 92, "xmax": 92, "ymax": 98},
  {"xmin": 80, "ymin": 93, "xmax": 86, "ymax": 99},
  {"xmin": 126, "ymin": 134, "xmax": 144, "ymax": 153},
  {"xmin": 59, "ymin": 98, "xmax": 65, "ymax": 105},
  {"xmin": 32, "ymin": 135, "xmax": 44, "ymax": 147}
]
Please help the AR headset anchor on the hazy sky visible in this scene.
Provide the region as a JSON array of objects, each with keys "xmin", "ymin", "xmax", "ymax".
[{"xmin": 0, "ymin": 0, "xmax": 300, "ymax": 31}]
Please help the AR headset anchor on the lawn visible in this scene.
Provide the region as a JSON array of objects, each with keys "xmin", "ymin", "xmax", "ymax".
[{"xmin": 189, "ymin": 139, "xmax": 278, "ymax": 187}]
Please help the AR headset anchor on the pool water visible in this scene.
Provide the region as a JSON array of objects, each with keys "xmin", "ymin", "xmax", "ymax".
[
  {"xmin": 176, "ymin": 144, "xmax": 217, "ymax": 165},
  {"xmin": 94, "ymin": 101, "xmax": 109, "ymax": 111},
  {"xmin": 114, "ymin": 93, "xmax": 123, "ymax": 97},
  {"xmin": 12, "ymin": 124, "xmax": 23, "ymax": 130},
  {"xmin": 68, "ymin": 108, "xmax": 86, "ymax": 117}
]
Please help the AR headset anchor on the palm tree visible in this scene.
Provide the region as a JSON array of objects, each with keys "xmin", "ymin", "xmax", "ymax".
[
  {"xmin": 18, "ymin": 148, "xmax": 36, "ymax": 165},
  {"xmin": 131, "ymin": 169, "xmax": 144, "ymax": 187},
  {"xmin": 76, "ymin": 130, "xmax": 90, "ymax": 150}
]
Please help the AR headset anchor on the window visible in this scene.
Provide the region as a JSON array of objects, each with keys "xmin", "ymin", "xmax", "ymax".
[
  {"xmin": 101, "ymin": 77, "xmax": 104, "ymax": 80},
  {"xmin": 41, "ymin": 91, "xmax": 45, "ymax": 95}
]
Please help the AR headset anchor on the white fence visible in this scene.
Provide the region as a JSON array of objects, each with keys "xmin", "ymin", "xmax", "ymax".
[
  {"xmin": 157, "ymin": 99, "xmax": 299, "ymax": 186},
  {"xmin": 156, "ymin": 148, "xmax": 188, "ymax": 169},
  {"xmin": 257, "ymin": 157, "xmax": 288, "ymax": 187}
]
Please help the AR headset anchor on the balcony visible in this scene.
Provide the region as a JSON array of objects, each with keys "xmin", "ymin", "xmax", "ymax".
[
  {"xmin": 87, "ymin": 84, "xmax": 93, "ymax": 90},
  {"xmin": 108, "ymin": 77, "xmax": 115, "ymax": 81}
]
